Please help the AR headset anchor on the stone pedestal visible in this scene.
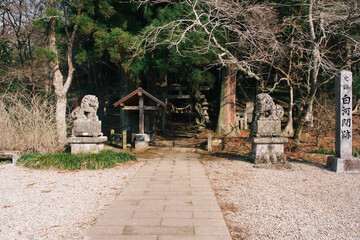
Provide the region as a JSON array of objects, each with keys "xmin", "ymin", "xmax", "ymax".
[
  {"xmin": 326, "ymin": 157, "xmax": 360, "ymax": 173},
  {"xmin": 249, "ymin": 137, "xmax": 288, "ymax": 164},
  {"xmin": 248, "ymin": 93, "xmax": 287, "ymax": 165},
  {"xmin": 134, "ymin": 134, "xmax": 150, "ymax": 150},
  {"xmin": 253, "ymin": 119, "xmax": 282, "ymax": 137},
  {"xmin": 68, "ymin": 136, "xmax": 107, "ymax": 154},
  {"xmin": 135, "ymin": 141, "xmax": 149, "ymax": 149},
  {"xmin": 73, "ymin": 119, "xmax": 102, "ymax": 137}
]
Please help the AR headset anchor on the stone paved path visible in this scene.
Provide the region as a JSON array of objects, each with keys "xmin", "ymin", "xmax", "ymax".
[{"xmin": 84, "ymin": 151, "xmax": 232, "ymax": 240}]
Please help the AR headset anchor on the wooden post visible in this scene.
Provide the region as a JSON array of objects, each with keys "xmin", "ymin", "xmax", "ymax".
[
  {"xmin": 244, "ymin": 113, "xmax": 248, "ymax": 130},
  {"xmin": 110, "ymin": 129, "xmax": 115, "ymax": 144},
  {"xmin": 208, "ymin": 133, "xmax": 212, "ymax": 152},
  {"xmin": 122, "ymin": 130, "xmax": 127, "ymax": 149},
  {"xmin": 161, "ymin": 109, "xmax": 166, "ymax": 132},
  {"xmin": 139, "ymin": 92, "xmax": 144, "ymax": 134},
  {"xmin": 161, "ymin": 89, "xmax": 167, "ymax": 132}
]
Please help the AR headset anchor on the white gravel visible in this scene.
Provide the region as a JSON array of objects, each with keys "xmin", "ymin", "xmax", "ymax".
[
  {"xmin": 0, "ymin": 161, "xmax": 144, "ymax": 240},
  {"xmin": 203, "ymin": 159, "xmax": 360, "ymax": 240}
]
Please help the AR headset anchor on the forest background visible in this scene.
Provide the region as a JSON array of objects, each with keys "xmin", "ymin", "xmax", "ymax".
[{"xmin": 0, "ymin": 0, "xmax": 359, "ymax": 154}]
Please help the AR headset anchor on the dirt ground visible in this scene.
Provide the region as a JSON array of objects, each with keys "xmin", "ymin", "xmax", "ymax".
[{"xmin": 194, "ymin": 115, "xmax": 360, "ymax": 164}]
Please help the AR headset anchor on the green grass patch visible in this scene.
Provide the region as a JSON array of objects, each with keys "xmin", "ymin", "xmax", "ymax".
[{"xmin": 18, "ymin": 150, "xmax": 136, "ymax": 170}]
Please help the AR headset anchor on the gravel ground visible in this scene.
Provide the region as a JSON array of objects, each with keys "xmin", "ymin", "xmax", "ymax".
[
  {"xmin": 0, "ymin": 161, "xmax": 144, "ymax": 240},
  {"xmin": 203, "ymin": 159, "xmax": 360, "ymax": 240},
  {"xmin": 2, "ymin": 151, "xmax": 359, "ymax": 240}
]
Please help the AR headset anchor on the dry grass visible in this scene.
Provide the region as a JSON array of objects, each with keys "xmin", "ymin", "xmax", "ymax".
[{"xmin": 0, "ymin": 92, "xmax": 61, "ymax": 153}]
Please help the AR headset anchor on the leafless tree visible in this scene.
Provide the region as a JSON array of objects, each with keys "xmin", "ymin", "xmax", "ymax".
[
  {"xmin": 293, "ymin": 0, "xmax": 360, "ymax": 140},
  {"xmin": 134, "ymin": 0, "xmax": 283, "ymax": 81},
  {"xmin": 133, "ymin": 0, "xmax": 284, "ymax": 135},
  {"xmin": 0, "ymin": 0, "xmax": 46, "ymax": 64},
  {"xmin": 0, "ymin": 0, "xmax": 51, "ymax": 93},
  {"xmin": 134, "ymin": 0, "xmax": 360, "ymax": 139},
  {"xmin": 312, "ymin": 94, "xmax": 335, "ymax": 148}
]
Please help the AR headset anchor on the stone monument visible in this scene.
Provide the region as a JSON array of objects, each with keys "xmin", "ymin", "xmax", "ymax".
[
  {"xmin": 249, "ymin": 93, "xmax": 288, "ymax": 164},
  {"xmin": 327, "ymin": 70, "xmax": 360, "ymax": 173},
  {"xmin": 68, "ymin": 95, "xmax": 107, "ymax": 154}
]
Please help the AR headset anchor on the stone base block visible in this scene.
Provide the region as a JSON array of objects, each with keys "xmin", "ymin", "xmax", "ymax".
[
  {"xmin": 254, "ymin": 119, "xmax": 282, "ymax": 137},
  {"xmin": 70, "ymin": 143, "xmax": 105, "ymax": 154},
  {"xmin": 68, "ymin": 136, "xmax": 107, "ymax": 154},
  {"xmin": 326, "ymin": 156, "xmax": 360, "ymax": 173},
  {"xmin": 135, "ymin": 141, "xmax": 149, "ymax": 150},
  {"xmin": 73, "ymin": 119, "xmax": 102, "ymax": 137},
  {"xmin": 249, "ymin": 137, "xmax": 288, "ymax": 164}
]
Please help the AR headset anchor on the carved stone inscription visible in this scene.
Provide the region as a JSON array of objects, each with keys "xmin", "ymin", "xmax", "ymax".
[
  {"xmin": 327, "ymin": 70, "xmax": 360, "ymax": 173},
  {"xmin": 336, "ymin": 70, "xmax": 352, "ymax": 158}
]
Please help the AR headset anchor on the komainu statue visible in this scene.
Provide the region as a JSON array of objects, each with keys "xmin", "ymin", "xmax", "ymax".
[
  {"xmin": 252, "ymin": 93, "xmax": 284, "ymax": 137},
  {"xmin": 71, "ymin": 95, "xmax": 99, "ymax": 120},
  {"xmin": 249, "ymin": 93, "xmax": 288, "ymax": 164},
  {"xmin": 71, "ymin": 95, "xmax": 102, "ymax": 137},
  {"xmin": 255, "ymin": 93, "xmax": 284, "ymax": 121}
]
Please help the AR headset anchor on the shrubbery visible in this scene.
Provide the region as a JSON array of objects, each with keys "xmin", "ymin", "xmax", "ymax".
[
  {"xmin": 18, "ymin": 150, "xmax": 137, "ymax": 170},
  {"xmin": 0, "ymin": 93, "xmax": 61, "ymax": 153}
]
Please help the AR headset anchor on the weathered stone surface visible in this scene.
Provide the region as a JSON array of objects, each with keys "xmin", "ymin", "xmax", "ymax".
[
  {"xmin": 135, "ymin": 141, "xmax": 149, "ymax": 150},
  {"xmin": 134, "ymin": 134, "xmax": 150, "ymax": 150},
  {"xmin": 71, "ymin": 95, "xmax": 102, "ymax": 137},
  {"xmin": 135, "ymin": 134, "xmax": 150, "ymax": 142},
  {"xmin": 68, "ymin": 136, "xmax": 107, "ymax": 154},
  {"xmin": 326, "ymin": 157, "xmax": 360, "ymax": 173},
  {"xmin": 73, "ymin": 119, "xmax": 102, "ymax": 137},
  {"xmin": 253, "ymin": 119, "xmax": 282, "ymax": 137},
  {"xmin": 255, "ymin": 93, "xmax": 284, "ymax": 121},
  {"xmin": 248, "ymin": 93, "xmax": 287, "ymax": 164},
  {"xmin": 326, "ymin": 70, "xmax": 360, "ymax": 173},
  {"xmin": 249, "ymin": 137, "xmax": 288, "ymax": 164},
  {"xmin": 69, "ymin": 143, "xmax": 104, "ymax": 154},
  {"xmin": 68, "ymin": 136, "xmax": 108, "ymax": 144},
  {"xmin": 251, "ymin": 137, "xmax": 288, "ymax": 144},
  {"xmin": 335, "ymin": 70, "xmax": 353, "ymax": 158},
  {"xmin": 68, "ymin": 95, "xmax": 106, "ymax": 154}
]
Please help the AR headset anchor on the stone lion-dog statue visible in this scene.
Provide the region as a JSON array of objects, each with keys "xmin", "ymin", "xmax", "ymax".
[{"xmin": 255, "ymin": 93, "xmax": 284, "ymax": 120}]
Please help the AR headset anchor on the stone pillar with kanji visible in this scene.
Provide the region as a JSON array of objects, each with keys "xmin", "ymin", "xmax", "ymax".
[{"xmin": 327, "ymin": 70, "xmax": 360, "ymax": 173}]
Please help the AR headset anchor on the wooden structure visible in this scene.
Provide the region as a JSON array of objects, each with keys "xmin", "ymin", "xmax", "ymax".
[
  {"xmin": 110, "ymin": 129, "xmax": 127, "ymax": 149},
  {"xmin": 113, "ymin": 87, "xmax": 166, "ymax": 134}
]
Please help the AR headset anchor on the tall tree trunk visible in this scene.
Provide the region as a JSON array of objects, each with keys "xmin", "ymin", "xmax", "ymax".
[
  {"xmin": 294, "ymin": 0, "xmax": 323, "ymax": 141},
  {"xmin": 48, "ymin": 0, "xmax": 79, "ymax": 145},
  {"xmin": 283, "ymin": 83, "xmax": 294, "ymax": 137},
  {"xmin": 55, "ymin": 95, "xmax": 67, "ymax": 143},
  {"xmin": 49, "ymin": 14, "xmax": 66, "ymax": 144},
  {"xmin": 294, "ymin": 95, "xmax": 316, "ymax": 140},
  {"xmin": 216, "ymin": 64, "xmax": 238, "ymax": 136},
  {"xmin": 282, "ymin": 32, "xmax": 296, "ymax": 137}
]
